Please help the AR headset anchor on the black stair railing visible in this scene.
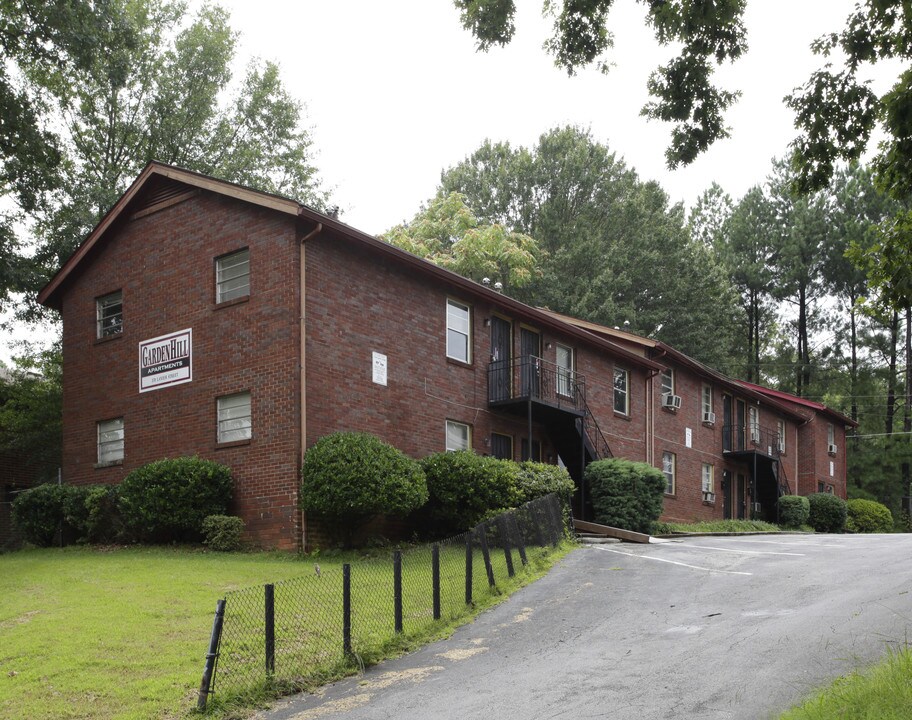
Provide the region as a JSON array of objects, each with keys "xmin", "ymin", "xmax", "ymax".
[
  {"xmin": 776, "ymin": 458, "xmax": 792, "ymax": 496},
  {"xmin": 575, "ymin": 382, "xmax": 613, "ymax": 461}
]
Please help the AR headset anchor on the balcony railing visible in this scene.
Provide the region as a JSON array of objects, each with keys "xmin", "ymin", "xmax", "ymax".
[
  {"xmin": 722, "ymin": 423, "xmax": 784, "ymax": 456},
  {"xmin": 487, "ymin": 355, "xmax": 585, "ymax": 414}
]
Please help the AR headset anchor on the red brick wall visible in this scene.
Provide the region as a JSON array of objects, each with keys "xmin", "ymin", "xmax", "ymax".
[
  {"xmin": 304, "ymin": 233, "xmax": 621, "ymax": 464},
  {"xmin": 58, "ymin": 192, "xmax": 302, "ymax": 549}
]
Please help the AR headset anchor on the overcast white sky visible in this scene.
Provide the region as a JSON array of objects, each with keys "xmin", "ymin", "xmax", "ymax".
[
  {"xmin": 217, "ymin": 0, "xmax": 895, "ymax": 234},
  {"xmin": 0, "ymin": 0, "xmax": 898, "ymax": 365}
]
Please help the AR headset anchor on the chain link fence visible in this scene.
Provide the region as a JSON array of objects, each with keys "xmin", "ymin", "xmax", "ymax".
[{"xmin": 198, "ymin": 493, "xmax": 568, "ymax": 709}]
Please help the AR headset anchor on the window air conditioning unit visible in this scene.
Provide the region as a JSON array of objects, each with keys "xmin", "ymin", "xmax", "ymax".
[
  {"xmin": 828, "ymin": 443, "xmax": 838, "ymax": 454},
  {"xmin": 702, "ymin": 491, "xmax": 716, "ymax": 503},
  {"xmin": 703, "ymin": 411, "xmax": 716, "ymax": 425},
  {"xmin": 750, "ymin": 427, "xmax": 761, "ymax": 444},
  {"xmin": 662, "ymin": 393, "xmax": 682, "ymax": 409}
]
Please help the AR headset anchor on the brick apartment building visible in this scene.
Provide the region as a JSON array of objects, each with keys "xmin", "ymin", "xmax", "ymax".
[{"xmin": 37, "ymin": 163, "xmax": 854, "ymax": 548}]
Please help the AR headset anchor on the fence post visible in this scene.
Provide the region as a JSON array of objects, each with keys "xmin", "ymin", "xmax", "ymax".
[
  {"xmin": 342, "ymin": 563, "xmax": 352, "ymax": 656},
  {"xmin": 264, "ymin": 584, "xmax": 275, "ymax": 675},
  {"xmin": 509, "ymin": 513, "xmax": 528, "ymax": 566},
  {"xmin": 197, "ymin": 598, "xmax": 226, "ymax": 711},
  {"xmin": 479, "ymin": 523, "xmax": 496, "ymax": 587},
  {"xmin": 432, "ymin": 544, "xmax": 441, "ymax": 620},
  {"xmin": 393, "ymin": 550, "xmax": 403, "ymax": 634},
  {"xmin": 498, "ymin": 516, "xmax": 515, "ymax": 578},
  {"xmin": 465, "ymin": 534, "xmax": 473, "ymax": 605}
]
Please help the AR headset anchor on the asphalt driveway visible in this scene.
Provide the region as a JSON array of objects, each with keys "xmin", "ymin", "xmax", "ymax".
[{"xmin": 256, "ymin": 534, "xmax": 912, "ymax": 720}]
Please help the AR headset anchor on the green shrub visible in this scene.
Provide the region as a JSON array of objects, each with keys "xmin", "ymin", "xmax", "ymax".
[
  {"xmin": 119, "ymin": 456, "xmax": 234, "ymax": 542},
  {"xmin": 586, "ymin": 458, "xmax": 666, "ymax": 534},
  {"xmin": 11, "ymin": 483, "xmax": 75, "ymax": 546},
  {"xmin": 777, "ymin": 495, "xmax": 810, "ymax": 529},
  {"xmin": 846, "ymin": 498, "xmax": 893, "ymax": 533},
  {"xmin": 807, "ymin": 492, "xmax": 847, "ymax": 533},
  {"xmin": 515, "ymin": 461, "xmax": 575, "ymax": 502},
  {"xmin": 300, "ymin": 432, "xmax": 428, "ymax": 519},
  {"xmin": 201, "ymin": 515, "xmax": 245, "ymax": 551},
  {"xmin": 420, "ymin": 451, "xmax": 523, "ymax": 535},
  {"xmin": 62, "ymin": 484, "xmax": 122, "ymax": 544}
]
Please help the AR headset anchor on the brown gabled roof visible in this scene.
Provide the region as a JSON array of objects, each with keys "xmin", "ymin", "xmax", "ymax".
[
  {"xmin": 739, "ymin": 381, "xmax": 858, "ymax": 428},
  {"xmin": 37, "ymin": 162, "xmax": 662, "ymax": 373},
  {"xmin": 547, "ymin": 312, "xmax": 816, "ymax": 423},
  {"xmin": 38, "ymin": 163, "xmax": 300, "ymax": 309}
]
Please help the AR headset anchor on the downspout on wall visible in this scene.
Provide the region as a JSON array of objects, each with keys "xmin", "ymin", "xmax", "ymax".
[{"xmin": 298, "ymin": 220, "xmax": 322, "ymax": 550}]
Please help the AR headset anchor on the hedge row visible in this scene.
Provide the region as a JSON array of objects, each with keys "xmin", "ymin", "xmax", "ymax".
[
  {"xmin": 299, "ymin": 433, "xmax": 575, "ymax": 539},
  {"xmin": 12, "ymin": 456, "xmax": 237, "ymax": 547}
]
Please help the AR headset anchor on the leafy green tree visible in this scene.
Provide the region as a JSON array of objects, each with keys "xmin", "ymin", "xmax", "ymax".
[
  {"xmin": 0, "ymin": 1, "xmax": 130, "ymax": 309},
  {"xmin": 696, "ymin": 184, "xmax": 778, "ymax": 382},
  {"xmin": 382, "ymin": 192, "xmax": 542, "ymax": 291},
  {"xmin": 0, "ymin": 345, "xmax": 62, "ymax": 482},
  {"xmin": 17, "ymin": 0, "xmax": 328, "ymax": 319},
  {"xmin": 453, "ymin": 0, "xmax": 746, "ymax": 168},
  {"xmin": 439, "ymin": 126, "xmax": 742, "ymax": 369}
]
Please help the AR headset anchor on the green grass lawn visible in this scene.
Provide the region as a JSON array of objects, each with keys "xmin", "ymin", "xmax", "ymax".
[
  {"xmin": 0, "ymin": 541, "xmax": 569, "ymax": 720},
  {"xmin": 780, "ymin": 647, "xmax": 912, "ymax": 720},
  {"xmin": 653, "ymin": 519, "xmax": 782, "ymax": 534}
]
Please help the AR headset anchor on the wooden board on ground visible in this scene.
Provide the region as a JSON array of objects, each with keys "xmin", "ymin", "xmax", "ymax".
[{"xmin": 574, "ymin": 519, "xmax": 651, "ymax": 544}]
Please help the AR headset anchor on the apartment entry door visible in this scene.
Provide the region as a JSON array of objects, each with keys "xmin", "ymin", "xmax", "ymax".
[
  {"xmin": 736, "ymin": 473, "xmax": 747, "ymax": 519},
  {"xmin": 722, "ymin": 470, "xmax": 732, "ymax": 519},
  {"xmin": 490, "ymin": 316, "xmax": 512, "ymax": 402},
  {"xmin": 520, "ymin": 327, "xmax": 540, "ymax": 398}
]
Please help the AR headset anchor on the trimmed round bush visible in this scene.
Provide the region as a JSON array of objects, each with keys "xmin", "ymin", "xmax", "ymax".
[
  {"xmin": 846, "ymin": 498, "xmax": 893, "ymax": 533},
  {"xmin": 420, "ymin": 451, "xmax": 523, "ymax": 535},
  {"xmin": 300, "ymin": 432, "xmax": 428, "ymax": 519},
  {"xmin": 515, "ymin": 461, "xmax": 575, "ymax": 503},
  {"xmin": 119, "ymin": 456, "xmax": 234, "ymax": 542},
  {"xmin": 201, "ymin": 515, "xmax": 245, "ymax": 551},
  {"xmin": 807, "ymin": 492, "xmax": 847, "ymax": 533},
  {"xmin": 586, "ymin": 458, "xmax": 666, "ymax": 534},
  {"xmin": 777, "ymin": 495, "xmax": 810, "ymax": 529},
  {"xmin": 11, "ymin": 483, "xmax": 77, "ymax": 546}
]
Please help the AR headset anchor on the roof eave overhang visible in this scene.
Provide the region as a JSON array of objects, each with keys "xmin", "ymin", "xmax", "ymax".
[{"xmin": 37, "ymin": 162, "xmax": 300, "ymax": 309}]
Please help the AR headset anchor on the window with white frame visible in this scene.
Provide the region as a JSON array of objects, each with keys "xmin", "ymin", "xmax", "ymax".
[
  {"xmin": 613, "ymin": 367, "xmax": 629, "ymax": 415},
  {"xmin": 777, "ymin": 419, "xmax": 786, "ymax": 453},
  {"xmin": 446, "ymin": 420, "xmax": 471, "ymax": 452},
  {"xmin": 662, "ymin": 451, "xmax": 676, "ymax": 495},
  {"xmin": 216, "ymin": 248, "xmax": 250, "ymax": 303},
  {"xmin": 701, "ymin": 384, "xmax": 713, "ymax": 419},
  {"xmin": 749, "ymin": 406, "xmax": 760, "ymax": 442},
  {"xmin": 827, "ymin": 423, "xmax": 836, "ymax": 453},
  {"xmin": 96, "ymin": 291, "xmax": 123, "ymax": 338},
  {"xmin": 446, "ymin": 299, "xmax": 471, "ymax": 363},
  {"xmin": 97, "ymin": 417, "xmax": 124, "ymax": 464},
  {"xmin": 701, "ymin": 463, "xmax": 714, "ymax": 494},
  {"xmin": 661, "ymin": 369, "xmax": 674, "ymax": 396},
  {"xmin": 556, "ymin": 344, "xmax": 574, "ymax": 396},
  {"xmin": 217, "ymin": 392, "xmax": 251, "ymax": 443}
]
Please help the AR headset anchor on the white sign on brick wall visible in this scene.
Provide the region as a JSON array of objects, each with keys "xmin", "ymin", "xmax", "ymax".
[
  {"xmin": 372, "ymin": 351, "xmax": 388, "ymax": 386},
  {"xmin": 139, "ymin": 328, "xmax": 192, "ymax": 393}
]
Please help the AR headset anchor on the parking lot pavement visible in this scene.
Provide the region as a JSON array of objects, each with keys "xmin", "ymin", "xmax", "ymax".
[{"xmin": 257, "ymin": 534, "xmax": 912, "ymax": 720}]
